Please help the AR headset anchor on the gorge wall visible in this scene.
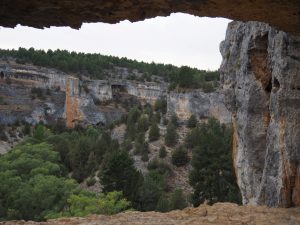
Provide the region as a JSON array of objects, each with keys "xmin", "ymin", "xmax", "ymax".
[
  {"xmin": 167, "ymin": 90, "xmax": 231, "ymax": 124},
  {"xmin": 0, "ymin": 61, "xmax": 231, "ymax": 127},
  {"xmin": 220, "ymin": 21, "xmax": 300, "ymax": 207}
]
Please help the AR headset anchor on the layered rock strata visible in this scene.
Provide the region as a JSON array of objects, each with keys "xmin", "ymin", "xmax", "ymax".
[{"xmin": 220, "ymin": 21, "xmax": 300, "ymax": 207}]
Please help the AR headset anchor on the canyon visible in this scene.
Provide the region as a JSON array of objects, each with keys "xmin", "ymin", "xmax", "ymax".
[{"xmin": 0, "ymin": 0, "xmax": 299, "ymax": 224}]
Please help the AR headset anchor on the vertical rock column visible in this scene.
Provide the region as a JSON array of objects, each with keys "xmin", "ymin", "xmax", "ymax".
[
  {"xmin": 64, "ymin": 76, "xmax": 84, "ymax": 128},
  {"xmin": 220, "ymin": 21, "xmax": 300, "ymax": 207}
]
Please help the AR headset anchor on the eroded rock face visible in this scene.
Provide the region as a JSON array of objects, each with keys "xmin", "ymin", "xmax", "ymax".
[
  {"xmin": 0, "ymin": 62, "xmax": 124, "ymax": 127},
  {"xmin": 1, "ymin": 1, "xmax": 300, "ymax": 37},
  {"xmin": 220, "ymin": 21, "xmax": 300, "ymax": 207},
  {"xmin": 167, "ymin": 90, "xmax": 231, "ymax": 124}
]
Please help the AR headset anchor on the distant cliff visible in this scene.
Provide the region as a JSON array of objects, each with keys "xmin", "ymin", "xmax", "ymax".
[{"xmin": 0, "ymin": 60, "xmax": 230, "ymax": 127}]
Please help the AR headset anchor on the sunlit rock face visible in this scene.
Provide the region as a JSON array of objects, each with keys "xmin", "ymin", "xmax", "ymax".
[
  {"xmin": 220, "ymin": 21, "xmax": 300, "ymax": 207},
  {"xmin": 1, "ymin": 1, "xmax": 299, "ymax": 37}
]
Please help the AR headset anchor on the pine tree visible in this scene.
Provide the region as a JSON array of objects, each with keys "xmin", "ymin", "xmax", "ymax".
[
  {"xmin": 171, "ymin": 146, "xmax": 189, "ymax": 167},
  {"xmin": 187, "ymin": 114, "xmax": 198, "ymax": 128},
  {"xmin": 159, "ymin": 146, "xmax": 167, "ymax": 158},
  {"xmin": 189, "ymin": 118, "xmax": 242, "ymax": 206},
  {"xmin": 165, "ymin": 122, "xmax": 177, "ymax": 147},
  {"xmin": 100, "ymin": 150, "xmax": 142, "ymax": 202},
  {"xmin": 149, "ymin": 122, "xmax": 160, "ymax": 142},
  {"xmin": 169, "ymin": 189, "xmax": 188, "ymax": 210}
]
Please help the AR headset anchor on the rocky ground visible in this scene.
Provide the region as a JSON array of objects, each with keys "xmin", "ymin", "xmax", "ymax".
[{"xmin": 2, "ymin": 203, "xmax": 300, "ymax": 225}]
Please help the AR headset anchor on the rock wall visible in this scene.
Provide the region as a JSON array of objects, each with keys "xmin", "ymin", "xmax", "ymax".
[
  {"xmin": 167, "ymin": 90, "xmax": 232, "ymax": 124},
  {"xmin": 0, "ymin": 62, "xmax": 123, "ymax": 127},
  {"xmin": 126, "ymin": 82, "xmax": 166, "ymax": 105},
  {"xmin": 220, "ymin": 21, "xmax": 300, "ymax": 207},
  {"xmin": 86, "ymin": 80, "xmax": 112, "ymax": 102},
  {"xmin": 64, "ymin": 76, "xmax": 84, "ymax": 128}
]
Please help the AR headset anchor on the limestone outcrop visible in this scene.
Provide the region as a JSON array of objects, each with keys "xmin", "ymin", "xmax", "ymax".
[
  {"xmin": 1, "ymin": 1, "xmax": 299, "ymax": 37},
  {"xmin": 167, "ymin": 90, "xmax": 231, "ymax": 124},
  {"xmin": 0, "ymin": 61, "xmax": 231, "ymax": 127},
  {"xmin": 0, "ymin": 62, "xmax": 124, "ymax": 127},
  {"xmin": 220, "ymin": 21, "xmax": 300, "ymax": 207},
  {"xmin": 1, "ymin": 203, "xmax": 299, "ymax": 225}
]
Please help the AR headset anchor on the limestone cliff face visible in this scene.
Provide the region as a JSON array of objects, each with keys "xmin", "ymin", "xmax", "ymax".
[
  {"xmin": 220, "ymin": 21, "xmax": 300, "ymax": 207},
  {"xmin": 167, "ymin": 90, "xmax": 232, "ymax": 124},
  {"xmin": 0, "ymin": 62, "xmax": 123, "ymax": 127},
  {"xmin": 126, "ymin": 82, "xmax": 166, "ymax": 105},
  {"xmin": 86, "ymin": 80, "xmax": 112, "ymax": 102}
]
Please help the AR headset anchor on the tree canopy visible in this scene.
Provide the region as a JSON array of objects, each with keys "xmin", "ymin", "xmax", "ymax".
[
  {"xmin": 0, "ymin": 47, "xmax": 219, "ymax": 90},
  {"xmin": 188, "ymin": 118, "xmax": 242, "ymax": 206}
]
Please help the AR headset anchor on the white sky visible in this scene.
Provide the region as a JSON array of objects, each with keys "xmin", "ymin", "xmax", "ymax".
[{"xmin": 0, "ymin": 13, "xmax": 230, "ymax": 70}]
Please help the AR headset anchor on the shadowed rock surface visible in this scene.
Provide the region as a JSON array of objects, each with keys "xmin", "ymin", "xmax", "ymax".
[
  {"xmin": 1, "ymin": 1, "xmax": 300, "ymax": 36},
  {"xmin": 1, "ymin": 203, "xmax": 300, "ymax": 225}
]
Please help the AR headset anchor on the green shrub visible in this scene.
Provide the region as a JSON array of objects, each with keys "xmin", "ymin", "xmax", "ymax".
[
  {"xmin": 147, "ymin": 157, "xmax": 172, "ymax": 175},
  {"xmin": 86, "ymin": 177, "xmax": 96, "ymax": 187}
]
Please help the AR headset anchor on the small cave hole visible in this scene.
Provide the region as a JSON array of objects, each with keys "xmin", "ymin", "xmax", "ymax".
[
  {"xmin": 265, "ymin": 78, "xmax": 272, "ymax": 93},
  {"xmin": 273, "ymin": 77, "xmax": 280, "ymax": 89},
  {"xmin": 0, "ymin": 71, "xmax": 4, "ymax": 79}
]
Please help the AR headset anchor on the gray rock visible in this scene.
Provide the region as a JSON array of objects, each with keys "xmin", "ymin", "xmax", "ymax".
[
  {"xmin": 167, "ymin": 90, "xmax": 232, "ymax": 124},
  {"xmin": 220, "ymin": 21, "xmax": 300, "ymax": 207}
]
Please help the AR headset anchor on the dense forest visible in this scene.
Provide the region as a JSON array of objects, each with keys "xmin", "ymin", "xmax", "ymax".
[{"xmin": 0, "ymin": 48, "xmax": 219, "ymax": 91}]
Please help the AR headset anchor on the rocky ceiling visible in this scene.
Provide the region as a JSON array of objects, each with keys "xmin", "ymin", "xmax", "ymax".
[{"xmin": 1, "ymin": 0, "xmax": 300, "ymax": 36}]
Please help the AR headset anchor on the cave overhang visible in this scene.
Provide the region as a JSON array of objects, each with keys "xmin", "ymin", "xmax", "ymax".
[{"xmin": 1, "ymin": 0, "xmax": 299, "ymax": 36}]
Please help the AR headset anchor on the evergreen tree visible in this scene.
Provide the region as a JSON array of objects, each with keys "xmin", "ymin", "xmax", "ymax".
[
  {"xmin": 187, "ymin": 114, "xmax": 198, "ymax": 128},
  {"xmin": 189, "ymin": 118, "xmax": 242, "ymax": 206},
  {"xmin": 171, "ymin": 146, "xmax": 189, "ymax": 167},
  {"xmin": 159, "ymin": 146, "xmax": 167, "ymax": 158},
  {"xmin": 148, "ymin": 122, "xmax": 160, "ymax": 142},
  {"xmin": 156, "ymin": 194, "xmax": 170, "ymax": 212},
  {"xmin": 170, "ymin": 114, "xmax": 179, "ymax": 127},
  {"xmin": 165, "ymin": 122, "xmax": 177, "ymax": 147},
  {"xmin": 100, "ymin": 150, "xmax": 142, "ymax": 202},
  {"xmin": 137, "ymin": 114, "xmax": 149, "ymax": 132},
  {"xmin": 169, "ymin": 189, "xmax": 188, "ymax": 210}
]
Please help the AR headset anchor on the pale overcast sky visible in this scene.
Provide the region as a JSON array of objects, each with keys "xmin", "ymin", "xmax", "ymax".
[{"xmin": 0, "ymin": 13, "xmax": 230, "ymax": 70}]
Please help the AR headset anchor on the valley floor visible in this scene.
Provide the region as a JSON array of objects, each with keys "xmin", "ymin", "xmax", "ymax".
[{"xmin": 2, "ymin": 203, "xmax": 300, "ymax": 225}]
